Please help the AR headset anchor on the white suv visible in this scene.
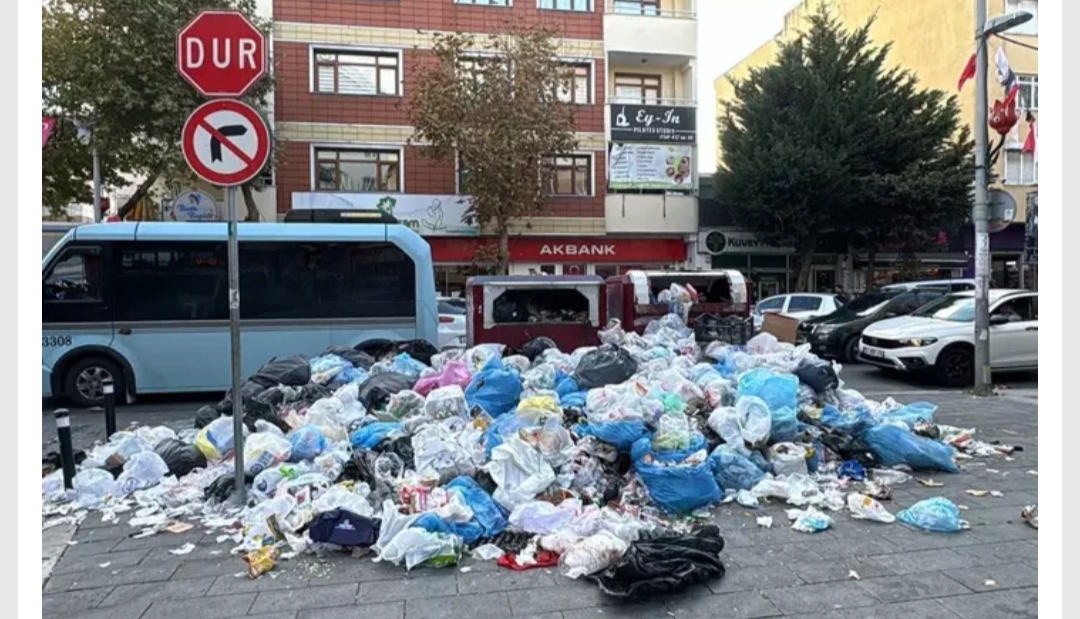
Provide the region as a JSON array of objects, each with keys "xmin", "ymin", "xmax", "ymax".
[
  {"xmin": 752, "ymin": 293, "xmax": 843, "ymax": 330},
  {"xmin": 859, "ymin": 289, "xmax": 1038, "ymax": 386}
]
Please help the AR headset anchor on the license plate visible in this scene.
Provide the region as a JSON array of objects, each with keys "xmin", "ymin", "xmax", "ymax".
[{"xmin": 862, "ymin": 346, "xmax": 885, "ymax": 358}]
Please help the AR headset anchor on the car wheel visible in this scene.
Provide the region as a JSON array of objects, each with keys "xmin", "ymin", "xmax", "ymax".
[
  {"xmin": 934, "ymin": 346, "xmax": 974, "ymax": 387},
  {"xmin": 63, "ymin": 356, "xmax": 124, "ymax": 409},
  {"xmin": 842, "ymin": 336, "xmax": 861, "ymax": 364}
]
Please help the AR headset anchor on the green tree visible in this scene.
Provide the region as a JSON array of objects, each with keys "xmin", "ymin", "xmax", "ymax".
[
  {"xmin": 42, "ymin": 0, "xmax": 276, "ymax": 220},
  {"xmin": 715, "ymin": 9, "xmax": 973, "ymax": 291},
  {"xmin": 407, "ymin": 25, "xmax": 578, "ymax": 273}
]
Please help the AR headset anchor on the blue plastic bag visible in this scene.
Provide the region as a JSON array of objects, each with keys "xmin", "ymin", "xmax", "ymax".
[
  {"xmin": 837, "ymin": 460, "xmax": 865, "ymax": 481},
  {"xmin": 483, "ymin": 413, "xmax": 537, "ymax": 459},
  {"xmin": 349, "ymin": 422, "xmax": 401, "ymax": 451},
  {"xmin": 575, "ymin": 420, "xmax": 649, "ymax": 452},
  {"xmin": 770, "ymin": 406, "xmax": 800, "ymax": 443},
  {"xmin": 709, "ymin": 445, "xmax": 766, "ymax": 491},
  {"xmin": 310, "ymin": 354, "xmax": 353, "ymax": 384},
  {"xmin": 736, "ymin": 368, "xmax": 798, "ymax": 412},
  {"xmin": 897, "ymin": 497, "xmax": 965, "ymax": 532},
  {"xmin": 554, "ymin": 374, "xmax": 588, "ymax": 408},
  {"xmin": 390, "ymin": 353, "xmax": 427, "ymax": 379},
  {"xmin": 632, "ymin": 436, "xmax": 721, "ymax": 513},
  {"xmin": 446, "ymin": 476, "xmax": 508, "ymax": 539},
  {"xmin": 289, "ymin": 425, "xmax": 327, "ymax": 462},
  {"xmin": 464, "ymin": 358, "xmax": 523, "ymax": 418},
  {"xmin": 413, "ymin": 512, "xmax": 484, "ymax": 545},
  {"xmin": 331, "ymin": 366, "xmax": 368, "ymax": 386},
  {"xmin": 819, "ymin": 404, "xmax": 876, "ymax": 437},
  {"xmin": 880, "ymin": 402, "xmax": 938, "ymax": 428},
  {"xmin": 862, "ymin": 424, "xmax": 959, "ymax": 473}
]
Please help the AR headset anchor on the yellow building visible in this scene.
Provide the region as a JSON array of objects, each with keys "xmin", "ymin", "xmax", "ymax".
[{"xmin": 711, "ymin": 0, "xmax": 1038, "ymax": 289}]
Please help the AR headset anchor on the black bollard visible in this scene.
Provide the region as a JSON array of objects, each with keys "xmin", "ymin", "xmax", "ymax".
[
  {"xmin": 103, "ymin": 377, "xmax": 117, "ymax": 438},
  {"xmin": 54, "ymin": 409, "xmax": 76, "ymax": 489}
]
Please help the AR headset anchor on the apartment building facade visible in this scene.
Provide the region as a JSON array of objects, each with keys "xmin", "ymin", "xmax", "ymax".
[
  {"xmin": 272, "ymin": 0, "xmax": 699, "ymax": 294},
  {"xmin": 711, "ymin": 0, "xmax": 1038, "ymax": 292}
]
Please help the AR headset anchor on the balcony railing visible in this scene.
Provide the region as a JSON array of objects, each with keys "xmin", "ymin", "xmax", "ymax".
[
  {"xmin": 603, "ymin": 0, "xmax": 696, "ymax": 19},
  {"xmin": 606, "ymin": 96, "xmax": 697, "ymax": 107}
]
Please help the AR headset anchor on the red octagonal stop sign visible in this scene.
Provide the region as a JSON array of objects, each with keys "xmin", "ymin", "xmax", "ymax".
[{"xmin": 176, "ymin": 10, "xmax": 267, "ymax": 98}]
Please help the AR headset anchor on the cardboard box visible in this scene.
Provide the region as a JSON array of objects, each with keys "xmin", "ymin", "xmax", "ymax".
[{"xmin": 762, "ymin": 313, "xmax": 800, "ymax": 344}]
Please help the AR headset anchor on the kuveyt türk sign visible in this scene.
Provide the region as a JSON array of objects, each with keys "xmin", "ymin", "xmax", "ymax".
[{"xmin": 610, "ymin": 104, "xmax": 696, "ymax": 143}]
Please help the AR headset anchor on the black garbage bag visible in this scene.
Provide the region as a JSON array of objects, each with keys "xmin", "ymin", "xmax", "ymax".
[
  {"xmin": 154, "ymin": 439, "xmax": 207, "ymax": 477},
  {"xmin": 819, "ymin": 432, "xmax": 878, "ymax": 469},
  {"xmin": 322, "ymin": 346, "xmax": 376, "ymax": 370},
  {"xmin": 306, "ymin": 509, "xmax": 381, "ymax": 547},
  {"xmin": 377, "ymin": 435, "xmax": 416, "ymax": 470},
  {"xmin": 195, "ymin": 405, "xmax": 222, "ymax": 429},
  {"xmin": 572, "ymin": 345, "xmax": 638, "ymax": 390},
  {"xmin": 249, "ymin": 355, "xmax": 311, "ymax": 388},
  {"xmin": 356, "ymin": 338, "xmax": 397, "ymax": 360},
  {"xmin": 794, "ymin": 360, "xmax": 839, "ymax": 394},
  {"xmin": 393, "ymin": 340, "xmax": 439, "ymax": 366},
  {"xmin": 597, "ymin": 525, "xmax": 726, "ymax": 601},
  {"xmin": 521, "ymin": 337, "xmax": 557, "ymax": 362},
  {"xmin": 204, "ymin": 473, "xmax": 254, "ymax": 503},
  {"xmin": 215, "ymin": 380, "xmax": 268, "ymax": 414},
  {"xmin": 357, "ymin": 372, "xmax": 417, "ymax": 411}
]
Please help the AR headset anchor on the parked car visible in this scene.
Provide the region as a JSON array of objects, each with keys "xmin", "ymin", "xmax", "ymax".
[
  {"xmin": 796, "ymin": 288, "xmax": 947, "ymax": 362},
  {"xmin": 438, "ymin": 296, "xmax": 467, "ymax": 311},
  {"xmin": 752, "ymin": 293, "xmax": 843, "ymax": 331},
  {"xmin": 879, "ymin": 279, "xmax": 976, "ymax": 293},
  {"xmin": 858, "ymin": 289, "xmax": 1038, "ymax": 386},
  {"xmin": 437, "ymin": 300, "xmax": 467, "ymax": 349}
]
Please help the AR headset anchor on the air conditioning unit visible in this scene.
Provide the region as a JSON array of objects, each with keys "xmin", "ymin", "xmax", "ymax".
[{"xmin": 697, "ymin": 229, "xmax": 727, "ymax": 256}]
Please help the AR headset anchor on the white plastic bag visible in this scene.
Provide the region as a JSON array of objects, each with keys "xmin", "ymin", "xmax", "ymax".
[
  {"xmin": 735, "ymin": 396, "xmax": 772, "ymax": 446},
  {"xmin": 767, "ymin": 442, "xmax": 808, "ymax": 477},
  {"xmin": 74, "ymin": 468, "xmax": 116, "ymax": 507},
  {"xmin": 560, "ymin": 531, "xmax": 630, "ymax": 579},
  {"xmin": 789, "ymin": 506, "xmax": 833, "ymax": 533},
  {"xmin": 305, "ymin": 398, "xmax": 347, "ymax": 442},
  {"xmin": 509, "ymin": 499, "xmax": 581, "ymax": 535},
  {"xmin": 244, "ymin": 432, "xmax": 293, "ymax": 476},
  {"xmin": 846, "ymin": 493, "xmax": 896, "ymax": 523},
  {"xmin": 312, "ymin": 483, "xmax": 375, "ymax": 517},
  {"xmin": 423, "ymin": 385, "xmax": 469, "ymax": 420},
  {"xmin": 115, "ymin": 452, "xmax": 170, "ymax": 495},
  {"xmin": 378, "ymin": 529, "xmax": 462, "ymax": 571},
  {"xmin": 484, "ymin": 436, "xmax": 557, "ymax": 511}
]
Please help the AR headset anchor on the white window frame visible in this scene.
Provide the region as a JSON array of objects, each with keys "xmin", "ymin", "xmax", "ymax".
[
  {"xmin": 545, "ymin": 152, "xmax": 596, "ymax": 197},
  {"xmin": 555, "ymin": 58, "xmax": 596, "ymax": 105},
  {"xmin": 309, "ymin": 144, "xmax": 406, "ymax": 193},
  {"xmin": 454, "ymin": 0, "xmax": 512, "ymax": 6},
  {"xmin": 1002, "ymin": 145, "xmax": 1037, "ymax": 186},
  {"xmin": 1016, "ymin": 74, "xmax": 1038, "ymax": 111},
  {"xmin": 538, "ymin": 0, "xmax": 593, "ymax": 12},
  {"xmin": 1004, "ymin": 0, "xmax": 1038, "ymax": 35},
  {"xmin": 308, "ymin": 45, "xmax": 405, "ymax": 97}
]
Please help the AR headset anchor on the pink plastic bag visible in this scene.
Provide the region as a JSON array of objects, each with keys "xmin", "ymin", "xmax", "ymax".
[{"xmin": 414, "ymin": 360, "xmax": 472, "ymax": 396}]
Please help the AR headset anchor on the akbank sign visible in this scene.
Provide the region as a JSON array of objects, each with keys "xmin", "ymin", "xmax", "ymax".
[{"xmin": 698, "ymin": 229, "xmax": 793, "ymax": 255}]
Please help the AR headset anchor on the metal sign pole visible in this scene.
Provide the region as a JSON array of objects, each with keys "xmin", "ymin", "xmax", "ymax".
[{"xmin": 226, "ymin": 185, "xmax": 246, "ymax": 503}]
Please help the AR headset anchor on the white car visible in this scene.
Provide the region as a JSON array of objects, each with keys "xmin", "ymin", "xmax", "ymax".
[
  {"xmin": 752, "ymin": 293, "xmax": 843, "ymax": 330},
  {"xmin": 437, "ymin": 300, "xmax": 467, "ymax": 349},
  {"xmin": 859, "ymin": 289, "xmax": 1038, "ymax": 386}
]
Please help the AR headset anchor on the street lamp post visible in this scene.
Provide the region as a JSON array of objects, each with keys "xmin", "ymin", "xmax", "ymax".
[
  {"xmin": 971, "ymin": 3, "xmax": 1033, "ymax": 396},
  {"xmin": 76, "ymin": 119, "xmax": 103, "ymax": 223}
]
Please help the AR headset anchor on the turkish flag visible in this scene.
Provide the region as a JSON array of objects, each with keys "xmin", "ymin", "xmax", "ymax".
[
  {"xmin": 957, "ymin": 53, "xmax": 976, "ymax": 91},
  {"xmin": 42, "ymin": 117, "xmax": 56, "ymax": 150}
]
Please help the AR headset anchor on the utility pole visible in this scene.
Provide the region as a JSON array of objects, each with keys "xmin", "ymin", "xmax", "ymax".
[
  {"xmin": 972, "ymin": 0, "xmax": 991, "ymax": 396},
  {"xmin": 92, "ymin": 145, "xmax": 102, "ymax": 222}
]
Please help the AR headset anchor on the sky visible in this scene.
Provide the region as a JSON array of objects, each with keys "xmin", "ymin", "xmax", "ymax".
[{"xmin": 697, "ymin": 0, "xmax": 799, "ymax": 173}]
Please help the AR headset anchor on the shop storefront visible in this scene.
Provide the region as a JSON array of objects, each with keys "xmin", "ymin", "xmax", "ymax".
[
  {"xmin": 427, "ymin": 236, "xmax": 688, "ymax": 296},
  {"xmin": 961, "ymin": 223, "xmax": 1031, "ymax": 288},
  {"xmin": 698, "ymin": 229, "xmax": 795, "ymax": 299}
]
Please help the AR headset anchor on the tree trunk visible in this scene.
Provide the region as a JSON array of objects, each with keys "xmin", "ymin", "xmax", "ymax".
[
  {"xmin": 794, "ymin": 238, "xmax": 816, "ymax": 292},
  {"xmin": 241, "ymin": 183, "xmax": 261, "ymax": 221},
  {"xmin": 865, "ymin": 249, "xmax": 877, "ymax": 292},
  {"xmin": 116, "ymin": 170, "xmax": 161, "ymax": 220},
  {"xmin": 497, "ymin": 226, "xmax": 510, "ymax": 275}
]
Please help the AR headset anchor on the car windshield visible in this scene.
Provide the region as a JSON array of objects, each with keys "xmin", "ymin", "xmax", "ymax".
[
  {"xmin": 438, "ymin": 301, "xmax": 466, "ymax": 315},
  {"xmin": 841, "ymin": 292, "xmax": 896, "ymax": 316},
  {"xmin": 911, "ymin": 294, "xmax": 975, "ymax": 322}
]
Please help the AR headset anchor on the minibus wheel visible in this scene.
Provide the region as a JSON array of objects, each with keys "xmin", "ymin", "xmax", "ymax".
[{"xmin": 64, "ymin": 356, "xmax": 124, "ymax": 409}]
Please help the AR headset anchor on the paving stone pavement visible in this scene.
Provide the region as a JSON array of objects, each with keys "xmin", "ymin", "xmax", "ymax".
[{"xmin": 41, "ymin": 393, "xmax": 1038, "ymax": 619}]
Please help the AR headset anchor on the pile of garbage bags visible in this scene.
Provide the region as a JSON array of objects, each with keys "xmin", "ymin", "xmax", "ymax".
[{"xmin": 42, "ymin": 311, "xmax": 1011, "ymax": 596}]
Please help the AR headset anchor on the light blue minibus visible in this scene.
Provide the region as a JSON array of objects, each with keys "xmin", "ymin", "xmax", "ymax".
[{"xmin": 42, "ymin": 217, "xmax": 438, "ymax": 406}]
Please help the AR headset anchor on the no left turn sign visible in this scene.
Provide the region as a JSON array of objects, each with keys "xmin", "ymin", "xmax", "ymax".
[{"xmin": 181, "ymin": 99, "xmax": 271, "ymax": 187}]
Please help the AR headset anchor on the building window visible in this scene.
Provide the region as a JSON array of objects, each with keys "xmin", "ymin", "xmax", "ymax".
[
  {"xmin": 256, "ymin": 165, "xmax": 274, "ymax": 187},
  {"xmin": 315, "ymin": 148, "xmax": 401, "ymax": 192},
  {"xmin": 314, "ymin": 50, "xmax": 400, "ymax": 96},
  {"xmin": 612, "ymin": 0, "xmax": 659, "ymax": 16},
  {"xmin": 1017, "ymin": 74, "xmax": 1038, "ymax": 111},
  {"xmin": 557, "ymin": 64, "xmax": 591, "ymax": 104},
  {"xmin": 1004, "ymin": 148, "xmax": 1037, "ymax": 185},
  {"xmin": 1004, "ymin": 0, "xmax": 1038, "ymax": 35},
  {"xmin": 455, "ymin": 0, "xmax": 511, "ymax": 5},
  {"xmin": 540, "ymin": 0, "xmax": 590, "ymax": 11},
  {"xmin": 545, "ymin": 155, "xmax": 592, "ymax": 196},
  {"xmin": 614, "ymin": 73, "xmax": 661, "ymax": 104}
]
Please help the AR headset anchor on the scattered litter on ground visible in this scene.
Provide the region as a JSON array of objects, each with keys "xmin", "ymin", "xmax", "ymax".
[
  {"xmin": 40, "ymin": 304, "xmax": 1022, "ymax": 597},
  {"xmin": 848, "ymin": 570, "xmax": 860, "ymax": 580},
  {"xmin": 97, "ymin": 561, "xmax": 111, "ymax": 568},
  {"xmin": 1021, "ymin": 505, "xmax": 1038, "ymax": 529},
  {"xmin": 985, "ymin": 579, "xmax": 998, "ymax": 587}
]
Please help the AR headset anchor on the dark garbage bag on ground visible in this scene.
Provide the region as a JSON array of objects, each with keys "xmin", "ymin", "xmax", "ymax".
[
  {"xmin": 195, "ymin": 405, "xmax": 222, "ymax": 429},
  {"xmin": 572, "ymin": 345, "xmax": 638, "ymax": 390},
  {"xmin": 215, "ymin": 380, "xmax": 268, "ymax": 414},
  {"xmin": 355, "ymin": 338, "xmax": 397, "ymax": 360},
  {"xmin": 596, "ymin": 525, "xmax": 726, "ymax": 601},
  {"xmin": 154, "ymin": 439, "xmax": 207, "ymax": 477},
  {"xmin": 794, "ymin": 360, "xmax": 839, "ymax": 394},
  {"xmin": 393, "ymin": 340, "xmax": 440, "ymax": 366},
  {"xmin": 377, "ymin": 435, "xmax": 416, "ymax": 470},
  {"xmin": 322, "ymin": 346, "xmax": 375, "ymax": 370},
  {"xmin": 306, "ymin": 509, "xmax": 381, "ymax": 547},
  {"xmin": 249, "ymin": 355, "xmax": 311, "ymax": 387},
  {"xmin": 358, "ymin": 372, "xmax": 417, "ymax": 411},
  {"xmin": 521, "ymin": 337, "xmax": 557, "ymax": 362}
]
